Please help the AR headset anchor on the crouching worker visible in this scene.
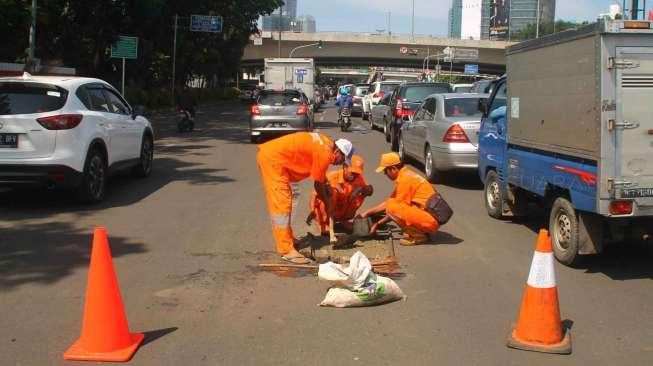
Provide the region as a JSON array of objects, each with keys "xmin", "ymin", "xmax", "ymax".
[
  {"xmin": 307, "ymin": 155, "xmax": 374, "ymax": 235},
  {"xmin": 359, "ymin": 153, "xmax": 440, "ymax": 246},
  {"xmin": 257, "ymin": 132, "xmax": 355, "ymax": 264}
]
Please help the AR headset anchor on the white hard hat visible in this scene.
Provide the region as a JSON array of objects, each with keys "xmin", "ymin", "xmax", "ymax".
[{"xmin": 335, "ymin": 138, "xmax": 354, "ymax": 165}]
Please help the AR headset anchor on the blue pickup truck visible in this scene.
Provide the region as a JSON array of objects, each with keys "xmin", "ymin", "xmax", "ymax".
[{"xmin": 478, "ymin": 19, "xmax": 653, "ymax": 265}]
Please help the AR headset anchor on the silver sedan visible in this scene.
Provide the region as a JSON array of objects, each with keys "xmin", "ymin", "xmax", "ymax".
[{"xmin": 398, "ymin": 93, "xmax": 488, "ymax": 182}]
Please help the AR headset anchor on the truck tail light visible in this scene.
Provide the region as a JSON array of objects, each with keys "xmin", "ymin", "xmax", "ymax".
[
  {"xmin": 610, "ymin": 200, "xmax": 633, "ymax": 215},
  {"xmin": 297, "ymin": 104, "xmax": 308, "ymax": 115},
  {"xmin": 250, "ymin": 104, "xmax": 261, "ymax": 115},
  {"xmin": 36, "ymin": 114, "xmax": 82, "ymax": 130},
  {"xmin": 443, "ymin": 124, "xmax": 470, "ymax": 143}
]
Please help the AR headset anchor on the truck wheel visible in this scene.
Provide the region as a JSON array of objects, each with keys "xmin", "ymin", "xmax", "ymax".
[
  {"xmin": 549, "ymin": 196, "xmax": 580, "ymax": 266},
  {"xmin": 484, "ymin": 170, "xmax": 504, "ymax": 219}
]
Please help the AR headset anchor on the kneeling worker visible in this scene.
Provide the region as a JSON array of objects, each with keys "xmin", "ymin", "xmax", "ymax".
[
  {"xmin": 307, "ymin": 155, "xmax": 374, "ymax": 235},
  {"xmin": 257, "ymin": 132, "xmax": 355, "ymax": 264},
  {"xmin": 359, "ymin": 152, "xmax": 440, "ymax": 245}
]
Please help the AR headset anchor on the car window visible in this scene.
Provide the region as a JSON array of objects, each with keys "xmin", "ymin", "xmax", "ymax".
[
  {"xmin": 489, "ymin": 82, "xmax": 506, "ymax": 115},
  {"xmin": 400, "ymin": 84, "xmax": 452, "ymax": 102},
  {"xmin": 0, "ymin": 82, "xmax": 68, "ymax": 115},
  {"xmin": 423, "ymin": 98, "xmax": 436, "ymax": 121},
  {"xmin": 445, "ymin": 97, "xmax": 486, "ymax": 117},
  {"xmin": 258, "ymin": 91, "xmax": 302, "ymax": 106},
  {"xmin": 104, "ymin": 89, "xmax": 131, "ymax": 115},
  {"xmin": 413, "ymin": 104, "xmax": 426, "ymax": 121},
  {"xmin": 87, "ymin": 88, "xmax": 111, "ymax": 112}
]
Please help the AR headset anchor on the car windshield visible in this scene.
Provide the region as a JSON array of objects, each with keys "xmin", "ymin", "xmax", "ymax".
[
  {"xmin": 380, "ymin": 83, "xmax": 399, "ymax": 94},
  {"xmin": 444, "ymin": 97, "xmax": 486, "ymax": 117},
  {"xmin": 258, "ymin": 91, "xmax": 302, "ymax": 106},
  {"xmin": 0, "ymin": 82, "xmax": 68, "ymax": 115},
  {"xmin": 454, "ymin": 86, "xmax": 472, "ymax": 93},
  {"xmin": 401, "ymin": 84, "xmax": 452, "ymax": 102}
]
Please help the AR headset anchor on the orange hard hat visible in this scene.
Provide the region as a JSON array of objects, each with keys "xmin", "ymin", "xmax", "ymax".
[
  {"xmin": 375, "ymin": 152, "xmax": 401, "ymax": 173},
  {"xmin": 347, "ymin": 155, "xmax": 364, "ymax": 175}
]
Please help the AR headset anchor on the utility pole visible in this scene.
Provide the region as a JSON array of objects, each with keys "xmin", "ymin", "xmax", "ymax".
[
  {"xmin": 171, "ymin": 14, "xmax": 178, "ymax": 101},
  {"xmin": 535, "ymin": 0, "xmax": 540, "ymax": 38},
  {"xmin": 411, "ymin": 0, "xmax": 415, "ymax": 43},
  {"xmin": 27, "ymin": 0, "xmax": 37, "ymax": 69},
  {"xmin": 278, "ymin": 5, "xmax": 283, "ymax": 57}
]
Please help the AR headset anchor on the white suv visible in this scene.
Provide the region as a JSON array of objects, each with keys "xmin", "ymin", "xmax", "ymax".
[
  {"xmin": 362, "ymin": 80, "xmax": 401, "ymax": 120},
  {"xmin": 0, "ymin": 74, "xmax": 154, "ymax": 202}
]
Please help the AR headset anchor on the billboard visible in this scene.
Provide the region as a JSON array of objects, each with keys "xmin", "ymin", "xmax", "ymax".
[
  {"xmin": 461, "ymin": 0, "xmax": 482, "ymax": 40},
  {"xmin": 489, "ymin": 0, "xmax": 510, "ymax": 40}
]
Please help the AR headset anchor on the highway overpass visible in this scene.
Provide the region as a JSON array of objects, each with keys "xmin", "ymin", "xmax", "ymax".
[{"xmin": 242, "ymin": 32, "xmax": 512, "ymax": 75}]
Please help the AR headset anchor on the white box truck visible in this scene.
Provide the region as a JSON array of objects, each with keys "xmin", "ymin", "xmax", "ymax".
[{"xmin": 264, "ymin": 58, "xmax": 315, "ymax": 104}]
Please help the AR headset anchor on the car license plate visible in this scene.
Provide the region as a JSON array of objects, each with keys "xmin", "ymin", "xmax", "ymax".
[
  {"xmin": 0, "ymin": 133, "xmax": 18, "ymax": 148},
  {"xmin": 622, "ymin": 188, "xmax": 653, "ymax": 198},
  {"xmin": 270, "ymin": 122, "xmax": 288, "ymax": 128}
]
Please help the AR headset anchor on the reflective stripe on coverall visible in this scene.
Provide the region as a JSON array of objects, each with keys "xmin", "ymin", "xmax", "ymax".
[
  {"xmin": 310, "ymin": 169, "xmax": 368, "ymax": 233},
  {"xmin": 256, "ymin": 132, "xmax": 335, "ymax": 254},
  {"xmin": 386, "ymin": 166, "xmax": 440, "ymax": 234}
]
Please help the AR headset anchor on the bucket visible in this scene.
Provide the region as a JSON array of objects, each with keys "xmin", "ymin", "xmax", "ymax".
[{"xmin": 352, "ymin": 217, "xmax": 372, "ymax": 237}]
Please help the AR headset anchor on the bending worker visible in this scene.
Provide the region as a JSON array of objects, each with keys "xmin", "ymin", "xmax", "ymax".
[
  {"xmin": 359, "ymin": 152, "xmax": 440, "ymax": 246},
  {"xmin": 307, "ymin": 155, "xmax": 374, "ymax": 235},
  {"xmin": 257, "ymin": 132, "xmax": 355, "ymax": 264}
]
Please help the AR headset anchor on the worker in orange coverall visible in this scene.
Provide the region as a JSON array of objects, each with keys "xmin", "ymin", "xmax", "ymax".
[
  {"xmin": 359, "ymin": 152, "xmax": 439, "ymax": 246},
  {"xmin": 256, "ymin": 132, "xmax": 354, "ymax": 263},
  {"xmin": 307, "ymin": 155, "xmax": 374, "ymax": 235}
]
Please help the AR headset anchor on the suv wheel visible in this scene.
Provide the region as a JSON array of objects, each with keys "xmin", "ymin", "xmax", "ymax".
[
  {"xmin": 133, "ymin": 135, "xmax": 153, "ymax": 177},
  {"xmin": 398, "ymin": 134, "xmax": 407, "ymax": 162},
  {"xmin": 390, "ymin": 125, "xmax": 399, "ymax": 151},
  {"xmin": 76, "ymin": 147, "xmax": 107, "ymax": 203}
]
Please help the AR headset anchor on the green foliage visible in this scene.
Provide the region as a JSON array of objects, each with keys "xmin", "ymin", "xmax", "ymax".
[
  {"xmin": 3, "ymin": 0, "xmax": 283, "ymax": 98},
  {"xmin": 511, "ymin": 20, "xmax": 593, "ymax": 41}
]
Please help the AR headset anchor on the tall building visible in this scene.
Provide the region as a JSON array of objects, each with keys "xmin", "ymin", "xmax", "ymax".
[
  {"xmin": 482, "ymin": 0, "xmax": 556, "ymax": 39},
  {"xmin": 448, "ymin": 0, "xmax": 462, "ymax": 38},
  {"xmin": 300, "ymin": 15, "xmax": 317, "ymax": 33},
  {"xmin": 261, "ymin": 1, "xmax": 314, "ymax": 33},
  {"xmin": 461, "ymin": 0, "xmax": 483, "ymax": 40},
  {"xmin": 261, "ymin": 14, "xmax": 292, "ymax": 31}
]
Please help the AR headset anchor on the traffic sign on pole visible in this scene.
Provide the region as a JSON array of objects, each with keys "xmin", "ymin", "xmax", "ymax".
[
  {"xmin": 190, "ymin": 15, "xmax": 223, "ymax": 33},
  {"xmin": 110, "ymin": 36, "xmax": 138, "ymax": 60}
]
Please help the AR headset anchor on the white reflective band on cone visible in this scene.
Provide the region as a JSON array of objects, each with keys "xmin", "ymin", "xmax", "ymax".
[{"xmin": 526, "ymin": 251, "xmax": 556, "ymax": 288}]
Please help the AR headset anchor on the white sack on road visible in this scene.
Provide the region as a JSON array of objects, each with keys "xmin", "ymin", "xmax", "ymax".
[{"xmin": 318, "ymin": 251, "xmax": 405, "ymax": 308}]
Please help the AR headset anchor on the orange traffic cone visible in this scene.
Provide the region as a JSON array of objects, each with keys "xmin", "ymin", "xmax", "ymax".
[
  {"xmin": 506, "ymin": 229, "xmax": 572, "ymax": 354},
  {"xmin": 64, "ymin": 227, "xmax": 144, "ymax": 362}
]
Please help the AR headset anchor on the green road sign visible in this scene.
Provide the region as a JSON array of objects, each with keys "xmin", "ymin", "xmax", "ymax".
[{"xmin": 111, "ymin": 36, "xmax": 138, "ymax": 59}]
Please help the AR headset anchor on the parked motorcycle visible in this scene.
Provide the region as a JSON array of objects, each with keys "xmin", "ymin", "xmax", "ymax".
[
  {"xmin": 177, "ymin": 108, "xmax": 194, "ymax": 132},
  {"xmin": 338, "ymin": 107, "xmax": 352, "ymax": 132}
]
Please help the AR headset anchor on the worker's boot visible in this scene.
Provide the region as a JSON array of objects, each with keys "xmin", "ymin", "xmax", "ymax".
[{"xmin": 399, "ymin": 227, "xmax": 428, "ymax": 246}]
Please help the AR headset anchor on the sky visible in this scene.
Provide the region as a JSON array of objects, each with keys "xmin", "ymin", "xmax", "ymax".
[{"xmin": 295, "ymin": 0, "xmax": 651, "ymax": 36}]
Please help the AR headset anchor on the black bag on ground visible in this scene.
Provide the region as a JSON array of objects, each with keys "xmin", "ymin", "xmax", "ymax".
[{"xmin": 425, "ymin": 193, "xmax": 453, "ymax": 225}]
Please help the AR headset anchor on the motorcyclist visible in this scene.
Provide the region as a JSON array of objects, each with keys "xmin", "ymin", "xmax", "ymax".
[
  {"xmin": 175, "ymin": 85, "xmax": 197, "ymax": 118},
  {"xmin": 335, "ymin": 86, "xmax": 353, "ymax": 118}
]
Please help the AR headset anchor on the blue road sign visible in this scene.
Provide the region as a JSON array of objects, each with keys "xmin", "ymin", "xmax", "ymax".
[
  {"xmin": 464, "ymin": 64, "xmax": 479, "ymax": 75},
  {"xmin": 190, "ymin": 15, "xmax": 223, "ymax": 33}
]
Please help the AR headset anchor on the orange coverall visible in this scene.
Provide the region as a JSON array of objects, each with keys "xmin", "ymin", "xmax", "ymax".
[
  {"xmin": 386, "ymin": 167, "xmax": 440, "ymax": 234},
  {"xmin": 309, "ymin": 169, "xmax": 369, "ymax": 233},
  {"xmin": 256, "ymin": 132, "xmax": 336, "ymax": 254}
]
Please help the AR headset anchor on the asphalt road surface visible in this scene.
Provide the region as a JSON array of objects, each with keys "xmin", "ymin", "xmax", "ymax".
[{"xmin": 1, "ymin": 101, "xmax": 652, "ymax": 365}]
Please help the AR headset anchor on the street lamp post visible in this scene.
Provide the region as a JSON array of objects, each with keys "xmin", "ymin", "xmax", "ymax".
[
  {"xmin": 27, "ymin": 0, "xmax": 37, "ymax": 70},
  {"xmin": 411, "ymin": 0, "xmax": 415, "ymax": 43},
  {"xmin": 289, "ymin": 41, "xmax": 323, "ymax": 58},
  {"xmin": 535, "ymin": 0, "xmax": 541, "ymax": 38}
]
